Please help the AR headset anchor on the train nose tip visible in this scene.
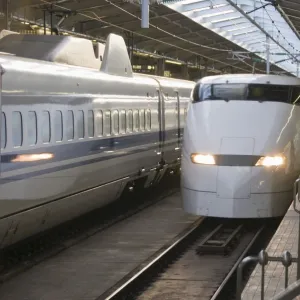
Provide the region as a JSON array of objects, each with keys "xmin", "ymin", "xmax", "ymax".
[{"xmin": 217, "ymin": 167, "xmax": 252, "ymax": 199}]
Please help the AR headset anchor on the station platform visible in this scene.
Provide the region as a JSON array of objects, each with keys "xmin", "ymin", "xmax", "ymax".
[
  {"xmin": 0, "ymin": 191, "xmax": 199, "ymax": 300},
  {"xmin": 242, "ymin": 203, "xmax": 299, "ymax": 299}
]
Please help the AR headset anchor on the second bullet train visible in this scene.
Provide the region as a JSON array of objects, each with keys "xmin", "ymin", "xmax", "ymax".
[
  {"xmin": 0, "ymin": 32, "xmax": 194, "ymax": 248},
  {"xmin": 182, "ymin": 74, "xmax": 300, "ymax": 218}
]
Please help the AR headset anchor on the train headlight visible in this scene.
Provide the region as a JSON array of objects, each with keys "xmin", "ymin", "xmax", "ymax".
[
  {"xmin": 255, "ymin": 155, "xmax": 285, "ymax": 167},
  {"xmin": 191, "ymin": 154, "xmax": 215, "ymax": 165}
]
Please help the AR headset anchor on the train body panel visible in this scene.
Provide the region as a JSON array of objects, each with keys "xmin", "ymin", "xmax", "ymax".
[
  {"xmin": 0, "ymin": 32, "xmax": 195, "ymax": 247},
  {"xmin": 182, "ymin": 74, "xmax": 300, "ymax": 218}
]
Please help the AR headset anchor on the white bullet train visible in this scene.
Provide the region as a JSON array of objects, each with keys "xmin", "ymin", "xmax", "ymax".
[
  {"xmin": 0, "ymin": 32, "xmax": 194, "ymax": 248},
  {"xmin": 182, "ymin": 74, "xmax": 300, "ymax": 218}
]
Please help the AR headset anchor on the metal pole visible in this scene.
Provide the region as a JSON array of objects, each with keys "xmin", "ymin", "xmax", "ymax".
[
  {"xmin": 252, "ymin": 61, "xmax": 256, "ymax": 74},
  {"xmin": 44, "ymin": 10, "xmax": 46, "ymax": 35},
  {"xmin": 236, "ymin": 256, "xmax": 258, "ymax": 300},
  {"xmin": 297, "ymin": 210, "xmax": 300, "ymax": 280},
  {"xmin": 293, "ymin": 178, "xmax": 300, "ymax": 280},
  {"xmin": 261, "ymin": 260, "xmax": 265, "ymax": 300},
  {"xmin": 141, "ymin": 0, "xmax": 149, "ymax": 28},
  {"xmin": 4, "ymin": 0, "xmax": 9, "ymax": 30},
  {"xmin": 271, "ymin": 279, "xmax": 300, "ymax": 300},
  {"xmin": 50, "ymin": 9, "xmax": 53, "ymax": 35},
  {"xmin": 266, "ymin": 35, "xmax": 270, "ymax": 74}
]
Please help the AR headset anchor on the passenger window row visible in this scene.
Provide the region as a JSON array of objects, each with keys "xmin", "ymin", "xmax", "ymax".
[{"xmin": 1, "ymin": 109, "xmax": 152, "ymax": 149}]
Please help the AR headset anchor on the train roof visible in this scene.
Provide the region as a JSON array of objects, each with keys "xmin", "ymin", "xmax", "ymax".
[
  {"xmin": 134, "ymin": 73, "xmax": 195, "ymax": 89},
  {"xmin": 0, "ymin": 32, "xmax": 133, "ymax": 77},
  {"xmin": 198, "ymin": 74, "xmax": 300, "ymax": 86}
]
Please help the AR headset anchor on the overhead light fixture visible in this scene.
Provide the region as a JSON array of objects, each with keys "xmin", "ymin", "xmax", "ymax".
[{"xmin": 165, "ymin": 60, "xmax": 182, "ymax": 65}]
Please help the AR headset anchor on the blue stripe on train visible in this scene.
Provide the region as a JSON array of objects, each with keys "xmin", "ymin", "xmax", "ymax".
[
  {"xmin": 0, "ymin": 129, "xmax": 183, "ymax": 184},
  {"xmin": 1, "ymin": 128, "xmax": 183, "ymax": 172}
]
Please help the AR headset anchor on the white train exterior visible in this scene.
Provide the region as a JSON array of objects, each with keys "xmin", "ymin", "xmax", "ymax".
[
  {"xmin": 0, "ymin": 32, "xmax": 194, "ymax": 248},
  {"xmin": 182, "ymin": 74, "xmax": 300, "ymax": 218}
]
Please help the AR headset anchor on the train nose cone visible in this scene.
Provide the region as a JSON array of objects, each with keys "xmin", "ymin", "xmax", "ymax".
[
  {"xmin": 217, "ymin": 167, "xmax": 252, "ymax": 199},
  {"xmin": 216, "ymin": 137, "xmax": 255, "ymax": 199}
]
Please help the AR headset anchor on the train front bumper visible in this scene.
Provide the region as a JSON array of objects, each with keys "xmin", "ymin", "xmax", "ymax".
[
  {"xmin": 181, "ymin": 164, "xmax": 293, "ymax": 218},
  {"xmin": 182, "ymin": 187, "xmax": 291, "ymax": 218}
]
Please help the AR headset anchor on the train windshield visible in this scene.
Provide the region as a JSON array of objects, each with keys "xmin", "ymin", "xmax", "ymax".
[{"xmin": 192, "ymin": 83, "xmax": 300, "ymax": 104}]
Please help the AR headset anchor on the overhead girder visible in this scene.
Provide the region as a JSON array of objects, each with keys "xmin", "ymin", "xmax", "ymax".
[
  {"xmin": 137, "ymin": 37, "xmax": 231, "ymax": 51},
  {"xmin": 183, "ymin": 4, "xmax": 233, "ymax": 20},
  {"xmin": 212, "ymin": 17, "xmax": 246, "ymax": 28},
  {"xmin": 8, "ymin": 0, "xmax": 300, "ymax": 77},
  {"xmin": 165, "ymin": 0, "xmax": 300, "ymax": 76},
  {"xmin": 166, "ymin": 47, "xmax": 231, "ymax": 60},
  {"xmin": 177, "ymin": 0, "xmax": 225, "ymax": 14},
  {"xmin": 74, "ymin": 11, "xmax": 180, "ymax": 32}
]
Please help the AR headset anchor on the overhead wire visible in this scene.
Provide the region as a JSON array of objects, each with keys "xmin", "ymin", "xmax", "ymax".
[
  {"xmin": 40, "ymin": 0, "xmax": 257, "ymax": 73},
  {"xmin": 101, "ymin": 0, "xmax": 272, "ymax": 72},
  {"xmin": 103, "ymin": 0, "xmax": 233, "ymax": 53},
  {"xmin": 39, "ymin": 0, "xmax": 295, "ymax": 74},
  {"xmin": 259, "ymin": 0, "xmax": 300, "ymax": 64}
]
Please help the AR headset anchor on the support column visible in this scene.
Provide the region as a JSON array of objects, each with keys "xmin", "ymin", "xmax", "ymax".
[
  {"xmin": 126, "ymin": 32, "xmax": 134, "ymax": 63},
  {"xmin": 4, "ymin": 0, "xmax": 10, "ymax": 30},
  {"xmin": 182, "ymin": 63, "xmax": 189, "ymax": 80},
  {"xmin": 157, "ymin": 58, "xmax": 165, "ymax": 77},
  {"xmin": 50, "ymin": 5, "xmax": 53, "ymax": 35},
  {"xmin": 141, "ymin": 0, "xmax": 149, "ymax": 28},
  {"xmin": 43, "ymin": 10, "xmax": 46, "ymax": 35},
  {"xmin": 75, "ymin": 21, "xmax": 84, "ymax": 33},
  {"xmin": 266, "ymin": 35, "xmax": 270, "ymax": 74},
  {"xmin": 203, "ymin": 58, "xmax": 208, "ymax": 77}
]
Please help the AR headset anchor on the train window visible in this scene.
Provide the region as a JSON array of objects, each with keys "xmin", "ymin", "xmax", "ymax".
[
  {"xmin": 42, "ymin": 111, "xmax": 51, "ymax": 143},
  {"xmin": 12, "ymin": 112, "xmax": 23, "ymax": 147},
  {"xmin": 193, "ymin": 82, "xmax": 296, "ymax": 104},
  {"xmin": 192, "ymin": 83, "xmax": 201, "ymax": 103},
  {"xmin": 289, "ymin": 86, "xmax": 300, "ymax": 105},
  {"xmin": 88, "ymin": 110, "xmax": 94, "ymax": 137},
  {"xmin": 133, "ymin": 110, "xmax": 139, "ymax": 132},
  {"xmin": 66, "ymin": 110, "xmax": 74, "ymax": 140},
  {"xmin": 127, "ymin": 110, "xmax": 133, "ymax": 133},
  {"xmin": 1, "ymin": 112, "xmax": 6, "ymax": 149},
  {"xmin": 104, "ymin": 110, "xmax": 111, "ymax": 136},
  {"xmin": 146, "ymin": 109, "xmax": 151, "ymax": 131},
  {"xmin": 112, "ymin": 110, "xmax": 119, "ymax": 135},
  {"xmin": 77, "ymin": 110, "xmax": 84, "ymax": 139},
  {"xmin": 247, "ymin": 84, "xmax": 290, "ymax": 102},
  {"xmin": 54, "ymin": 110, "xmax": 63, "ymax": 142},
  {"xmin": 95, "ymin": 110, "xmax": 103, "ymax": 137},
  {"xmin": 140, "ymin": 109, "xmax": 145, "ymax": 131},
  {"xmin": 120, "ymin": 110, "xmax": 126, "ymax": 134},
  {"xmin": 28, "ymin": 111, "xmax": 37, "ymax": 145}
]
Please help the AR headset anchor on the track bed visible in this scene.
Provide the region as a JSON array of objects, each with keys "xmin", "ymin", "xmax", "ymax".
[
  {"xmin": 0, "ymin": 190, "xmax": 199, "ymax": 300},
  {"xmin": 135, "ymin": 223, "xmax": 258, "ymax": 300}
]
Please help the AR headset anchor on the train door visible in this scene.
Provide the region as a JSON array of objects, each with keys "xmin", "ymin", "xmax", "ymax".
[
  {"xmin": 157, "ymin": 87, "xmax": 165, "ymax": 164},
  {"xmin": 175, "ymin": 91, "xmax": 181, "ymax": 149},
  {"xmin": 0, "ymin": 65, "xmax": 3, "ymax": 174}
]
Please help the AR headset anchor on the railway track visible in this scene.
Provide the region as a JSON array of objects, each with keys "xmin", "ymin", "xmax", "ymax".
[
  {"xmin": 0, "ymin": 175, "xmax": 179, "ymax": 284},
  {"xmin": 101, "ymin": 217, "xmax": 280, "ymax": 300}
]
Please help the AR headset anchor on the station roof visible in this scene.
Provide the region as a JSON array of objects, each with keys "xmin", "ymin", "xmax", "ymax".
[
  {"xmin": 7, "ymin": 0, "xmax": 283, "ymax": 74},
  {"xmin": 280, "ymin": 0, "xmax": 300, "ymax": 37},
  {"xmin": 6, "ymin": 0, "xmax": 300, "ymax": 76},
  {"xmin": 165, "ymin": 0, "xmax": 300, "ymax": 77}
]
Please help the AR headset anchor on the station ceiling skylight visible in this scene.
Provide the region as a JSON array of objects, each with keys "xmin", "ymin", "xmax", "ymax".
[{"xmin": 164, "ymin": 0, "xmax": 300, "ymax": 76}]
